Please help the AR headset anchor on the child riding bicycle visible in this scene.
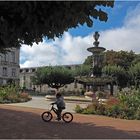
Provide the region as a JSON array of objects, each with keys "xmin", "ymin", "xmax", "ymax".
[{"xmin": 51, "ymin": 92, "xmax": 66, "ymax": 120}]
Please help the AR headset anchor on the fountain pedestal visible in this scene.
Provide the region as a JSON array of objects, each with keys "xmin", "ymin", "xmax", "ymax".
[{"xmin": 76, "ymin": 31, "xmax": 114, "ymax": 98}]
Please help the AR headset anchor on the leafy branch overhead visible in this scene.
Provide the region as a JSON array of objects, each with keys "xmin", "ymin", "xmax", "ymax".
[{"xmin": 0, "ymin": 1, "xmax": 114, "ymax": 52}]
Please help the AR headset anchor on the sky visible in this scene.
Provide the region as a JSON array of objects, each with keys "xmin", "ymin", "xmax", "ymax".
[{"xmin": 20, "ymin": 1, "xmax": 140, "ymax": 68}]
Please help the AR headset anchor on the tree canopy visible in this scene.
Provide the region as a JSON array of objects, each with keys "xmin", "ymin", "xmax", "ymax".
[
  {"xmin": 73, "ymin": 65, "xmax": 91, "ymax": 77},
  {"xmin": 0, "ymin": 1, "xmax": 114, "ymax": 52},
  {"xmin": 102, "ymin": 65, "xmax": 129, "ymax": 90},
  {"xmin": 32, "ymin": 66, "xmax": 74, "ymax": 90},
  {"xmin": 84, "ymin": 50, "xmax": 137, "ymax": 69},
  {"xmin": 129, "ymin": 63, "xmax": 140, "ymax": 89},
  {"xmin": 105, "ymin": 50, "xmax": 136, "ymax": 69},
  {"xmin": 83, "ymin": 50, "xmax": 140, "ymax": 90}
]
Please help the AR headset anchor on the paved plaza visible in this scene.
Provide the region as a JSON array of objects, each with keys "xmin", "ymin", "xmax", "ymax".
[
  {"xmin": 5, "ymin": 96, "xmax": 89, "ymax": 113},
  {"xmin": 0, "ymin": 104, "xmax": 140, "ymax": 139}
]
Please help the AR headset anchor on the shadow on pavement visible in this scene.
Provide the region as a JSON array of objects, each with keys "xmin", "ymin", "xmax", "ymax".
[{"xmin": 0, "ymin": 107, "xmax": 140, "ymax": 139}]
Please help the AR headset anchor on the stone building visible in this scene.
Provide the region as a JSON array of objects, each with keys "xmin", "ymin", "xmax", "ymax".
[
  {"xmin": 0, "ymin": 48, "xmax": 20, "ymax": 85},
  {"xmin": 19, "ymin": 64, "xmax": 84, "ymax": 94},
  {"xmin": 19, "ymin": 67, "xmax": 37, "ymax": 90}
]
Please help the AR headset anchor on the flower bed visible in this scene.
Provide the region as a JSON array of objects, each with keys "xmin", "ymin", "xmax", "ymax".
[
  {"xmin": 0, "ymin": 85, "xmax": 32, "ymax": 103},
  {"xmin": 75, "ymin": 89, "xmax": 140, "ymax": 120}
]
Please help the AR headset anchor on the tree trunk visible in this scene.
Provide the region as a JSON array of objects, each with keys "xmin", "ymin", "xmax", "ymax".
[
  {"xmin": 40, "ymin": 85, "xmax": 42, "ymax": 93},
  {"xmin": 110, "ymin": 83, "xmax": 114, "ymax": 96}
]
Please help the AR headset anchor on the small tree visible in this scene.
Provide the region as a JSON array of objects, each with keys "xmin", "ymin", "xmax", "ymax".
[
  {"xmin": 102, "ymin": 65, "xmax": 129, "ymax": 91},
  {"xmin": 33, "ymin": 66, "xmax": 74, "ymax": 91},
  {"xmin": 129, "ymin": 63, "xmax": 140, "ymax": 89},
  {"xmin": 73, "ymin": 64, "xmax": 91, "ymax": 76}
]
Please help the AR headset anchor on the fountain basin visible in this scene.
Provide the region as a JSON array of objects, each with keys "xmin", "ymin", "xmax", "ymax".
[{"xmin": 87, "ymin": 47, "xmax": 106, "ymax": 53}]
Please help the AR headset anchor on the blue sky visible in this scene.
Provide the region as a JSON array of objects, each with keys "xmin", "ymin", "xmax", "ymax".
[
  {"xmin": 20, "ymin": 1, "xmax": 140, "ymax": 68},
  {"xmin": 68, "ymin": 1, "xmax": 140, "ymax": 36}
]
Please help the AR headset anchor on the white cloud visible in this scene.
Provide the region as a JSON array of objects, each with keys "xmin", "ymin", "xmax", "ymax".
[
  {"xmin": 20, "ymin": 33, "xmax": 93, "ymax": 68},
  {"xmin": 99, "ymin": 3, "xmax": 140, "ymax": 53},
  {"xmin": 20, "ymin": 3, "xmax": 140, "ymax": 68}
]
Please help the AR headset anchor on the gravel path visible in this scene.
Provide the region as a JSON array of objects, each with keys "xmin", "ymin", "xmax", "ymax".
[
  {"xmin": 5, "ymin": 96, "xmax": 88, "ymax": 113},
  {"xmin": 0, "ymin": 104, "xmax": 140, "ymax": 139}
]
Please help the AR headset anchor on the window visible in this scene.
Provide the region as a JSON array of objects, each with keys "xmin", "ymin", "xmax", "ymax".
[
  {"xmin": 0, "ymin": 55, "xmax": 2, "ymax": 62},
  {"xmin": 3, "ymin": 54, "xmax": 6, "ymax": 61},
  {"xmin": 0, "ymin": 79, "xmax": 2, "ymax": 85},
  {"xmin": 1, "ymin": 54, "xmax": 8, "ymax": 62},
  {"xmin": 11, "ymin": 51, "xmax": 15, "ymax": 62},
  {"xmin": 29, "ymin": 82, "xmax": 32, "ymax": 88},
  {"xmin": 12, "ymin": 68, "xmax": 16, "ymax": 77},
  {"xmin": 30, "ymin": 76, "xmax": 34, "ymax": 82},
  {"xmin": 32, "ymin": 69, "xmax": 35, "ymax": 72},
  {"xmin": 23, "ymin": 75, "xmax": 26, "ymax": 80},
  {"xmin": 3, "ymin": 67, "xmax": 7, "ymax": 76}
]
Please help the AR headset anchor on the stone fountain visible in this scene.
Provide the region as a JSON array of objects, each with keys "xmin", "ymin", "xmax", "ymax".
[{"xmin": 76, "ymin": 31, "xmax": 114, "ymax": 98}]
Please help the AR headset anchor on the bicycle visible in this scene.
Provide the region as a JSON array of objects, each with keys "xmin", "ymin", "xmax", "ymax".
[{"xmin": 41, "ymin": 104, "xmax": 73, "ymax": 123}]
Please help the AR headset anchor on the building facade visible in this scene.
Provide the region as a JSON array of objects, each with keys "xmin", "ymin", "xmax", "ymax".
[
  {"xmin": 19, "ymin": 64, "xmax": 84, "ymax": 94},
  {"xmin": 0, "ymin": 48, "xmax": 20, "ymax": 85}
]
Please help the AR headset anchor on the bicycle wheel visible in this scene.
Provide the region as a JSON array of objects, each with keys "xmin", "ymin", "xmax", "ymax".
[
  {"xmin": 62, "ymin": 112, "xmax": 73, "ymax": 123},
  {"xmin": 41, "ymin": 111, "xmax": 53, "ymax": 122}
]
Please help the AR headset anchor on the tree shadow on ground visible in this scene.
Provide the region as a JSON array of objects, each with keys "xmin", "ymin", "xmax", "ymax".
[{"xmin": 0, "ymin": 108, "xmax": 140, "ymax": 139}]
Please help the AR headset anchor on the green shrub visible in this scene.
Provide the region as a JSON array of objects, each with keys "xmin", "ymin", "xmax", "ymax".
[
  {"xmin": 95, "ymin": 104, "xmax": 106, "ymax": 115},
  {"xmin": 110, "ymin": 105, "xmax": 122, "ymax": 118},
  {"xmin": 0, "ymin": 85, "xmax": 32, "ymax": 103},
  {"xmin": 82, "ymin": 103, "xmax": 96, "ymax": 114},
  {"xmin": 82, "ymin": 107, "xmax": 95, "ymax": 114},
  {"xmin": 134, "ymin": 109, "xmax": 140, "ymax": 120},
  {"xmin": 117, "ymin": 89, "xmax": 140, "ymax": 110},
  {"xmin": 0, "ymin": 89, "xmax": 8, "ymax": 100},
  {"xmin": 76, "ymin": 89, "xmax": 140, "ymax": 120},
  {"xmin": 6, "ymin": 94, "xmax": 19, "ymax": 103},
  {"xmin": 75, "ymin": 105, "xmax": 84, "ymax": 113}
]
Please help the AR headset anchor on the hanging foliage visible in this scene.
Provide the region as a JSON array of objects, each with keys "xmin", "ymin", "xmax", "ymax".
[{"xmin": 0, "ymin": 1, "xmax": 114, "ymax": 52}]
